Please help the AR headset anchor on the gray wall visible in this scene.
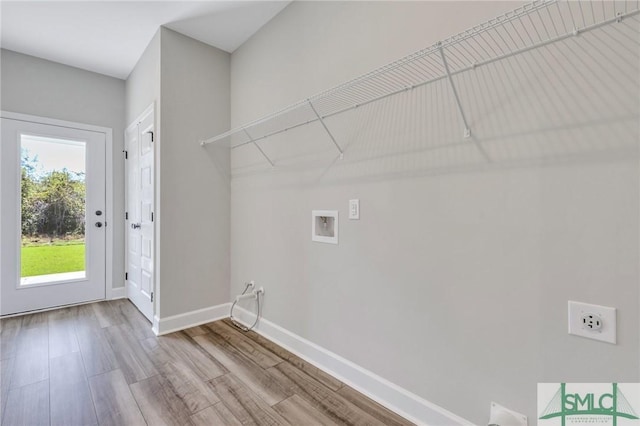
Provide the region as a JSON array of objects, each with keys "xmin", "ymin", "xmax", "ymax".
[
  {"xmin": 125, "ymin": 30, "xmax": 160, "ymax": 126},
  {"xmin": 158, "ymin": 28, "xmax": 230, "ymax": 318},
  {"xmin": 230, "ymin": 2, "xmax": 639, "ymax": 423},
  {"xmin": 1, "ymin": 49, "xmax": 126, "ymax": 293}
]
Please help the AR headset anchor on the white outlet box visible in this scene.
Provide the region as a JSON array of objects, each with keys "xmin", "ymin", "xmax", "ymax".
[
  {"xmin": 312, "ymin": 210, "xmax": 338, "ymax": 244},
  {"xmin": 568, "ymin": 301, "xmax": 616, "ymax": 344}
]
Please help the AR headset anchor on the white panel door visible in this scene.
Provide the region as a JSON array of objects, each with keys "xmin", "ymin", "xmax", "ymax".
[
  {"xmin": 0, "ymin": 117, "xmax": 106, "ymax": 315},
  {"xmin": 125, "ymin": 106, "xmax": 154, "ymax": 322}
]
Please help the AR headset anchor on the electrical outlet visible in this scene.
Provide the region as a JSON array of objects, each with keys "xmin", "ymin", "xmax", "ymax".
[
  {"xmin": 581, "ymin": 313, "xmax": 602, "ymax": 331},
  {"xmin": 568, "ymin": 301, "xmax": 616, "ymax": 344}
]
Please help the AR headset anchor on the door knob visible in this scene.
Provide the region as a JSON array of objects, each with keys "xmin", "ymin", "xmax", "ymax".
[
  {"xmin": 131, "ymin": 223, "xmax": 141, "ymax": 229},
  {"xmin": 95, "ymin": 222, "xmax": 103, "ymax": 228}
]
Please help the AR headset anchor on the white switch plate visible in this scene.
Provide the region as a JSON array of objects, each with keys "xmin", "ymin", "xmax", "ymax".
[
  {"xmin": 568, "ymin": 301, "xmax": 616, "ymax": 344},
  {"xmin": 349, "ymin": 199, "xmax": 359, "ymax": 220}
]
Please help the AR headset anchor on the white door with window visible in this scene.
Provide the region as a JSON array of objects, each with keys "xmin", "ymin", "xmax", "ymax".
[
  {"xmin": 1, "ymin": 116, "xmax": 106, "ymax": 315},
  {"xmin": 125, "ymin": 106, "xmax": 154, "ymax": 322}
]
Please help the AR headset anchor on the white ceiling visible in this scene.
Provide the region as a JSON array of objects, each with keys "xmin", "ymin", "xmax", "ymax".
[{"xmin": 0, "ymin": 1, "xmax": 290, "ymax": 80}]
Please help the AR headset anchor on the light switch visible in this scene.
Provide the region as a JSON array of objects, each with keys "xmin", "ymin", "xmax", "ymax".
[{"xmin": 349, "ymin": 199, "xmax": 359, "ymax": 220}]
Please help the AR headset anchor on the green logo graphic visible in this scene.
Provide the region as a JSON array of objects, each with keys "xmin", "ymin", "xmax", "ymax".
[{"xmin": 539, "ymin": 383, "xmax": 639, "ymax": 426}]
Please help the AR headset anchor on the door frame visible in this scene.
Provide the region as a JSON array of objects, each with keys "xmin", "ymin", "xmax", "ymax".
[{"xmin": 0, "ymin": 111, "xmax": 115, "ymax": 301}]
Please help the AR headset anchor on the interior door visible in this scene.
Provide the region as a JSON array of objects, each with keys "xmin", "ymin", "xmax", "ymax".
[
  {"xmin": 0, "ymin": 117, "xmax": 106, "ymax": 315},
  {"xmin": 125, "ymin": 107, "xmax": 154, "ymax": 322}
]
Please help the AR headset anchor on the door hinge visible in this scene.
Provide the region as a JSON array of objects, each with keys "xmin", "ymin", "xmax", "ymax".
[
  {"xmin": 147, "ymin": 131, "xmax": 154, "ymax": 142},
  {"xmin": 150, "ymin": 292, "xmax": 154, "ymax": 302},
  {"xmin": 125, "ymin": 272, "xmax": 128, "ymax": 281},
  {"xmin": 125, "ymin": 212, "xmax": 128, "ymax": 220},
  {"xmin": 123, "ymin": 150, "xmax": 128, "ymax": 159},
  {"xmin": 151, "ymin": 212, "xmax": 154, "ymax": 222}
]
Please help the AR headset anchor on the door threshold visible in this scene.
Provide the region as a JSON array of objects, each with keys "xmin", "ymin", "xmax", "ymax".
[{"xmin": 0, "ymin": 297, "xmax": 105, "ymax": 319}]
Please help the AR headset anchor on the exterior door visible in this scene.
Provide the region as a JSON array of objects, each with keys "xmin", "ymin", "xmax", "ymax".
[
  {"xmin": 125, "ymin": 106, "xmax": 154, "ymax": 322},
  {"xmin": 1, "ymin": 117, "xmax": 106, "ymax": 315}
]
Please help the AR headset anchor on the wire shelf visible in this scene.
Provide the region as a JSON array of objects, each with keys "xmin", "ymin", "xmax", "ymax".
[{"xmin": 201, "ymin": 0, "xmax": 640, "ymax": 166}]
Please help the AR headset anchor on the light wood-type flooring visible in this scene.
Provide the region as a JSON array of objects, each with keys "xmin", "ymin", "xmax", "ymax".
[{"xmin": 0, "ymin": 299, "xmax": 413, "ymax": 425}]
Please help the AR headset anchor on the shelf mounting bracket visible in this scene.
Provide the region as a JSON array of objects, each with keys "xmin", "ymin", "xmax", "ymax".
[
  {"xmin": 243, "ymin": 128, "xmax": 274, "ymax": 167},
  {"xmin": 439, "ymin": 45, "xmax": 472, "ymax": 139},
  {"xmin": 308, "ymin": 100, "xmax": 344, "ymax": 159}
]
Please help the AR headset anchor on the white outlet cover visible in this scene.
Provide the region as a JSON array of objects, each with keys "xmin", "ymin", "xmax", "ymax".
[{"xmin": 568, "ymin": 301, "xmax": 616, "ymax": 344}]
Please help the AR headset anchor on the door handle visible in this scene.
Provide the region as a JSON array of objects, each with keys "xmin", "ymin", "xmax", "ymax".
[
  {"xmin": 131, "ymin": 223, "xmax": 141, "ymax": 229},
  {"xmin": 95, "ymin": 222, "xmax": 103, "ymax": 228}
]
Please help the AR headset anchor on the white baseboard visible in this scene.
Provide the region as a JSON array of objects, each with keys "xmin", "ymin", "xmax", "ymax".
[
  {"xmin": 147, "ymin": 302, "xmax": 472, "ymax": 425},
  {"xmin": 232, "ymin": 307, "xmax": 473, "ymax": 426},
  {"xmin": 152, "ymin": 303, "xmax": 231, "ymax": 336},
  {"xmin": 109, "ymin": 286, "xmax": 126, "ymax": 300}
]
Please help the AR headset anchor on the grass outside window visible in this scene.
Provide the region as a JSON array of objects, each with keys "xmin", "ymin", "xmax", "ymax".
[{"xmin": 21, "ymin": 239, "xmax": 85, "ymax": 277}]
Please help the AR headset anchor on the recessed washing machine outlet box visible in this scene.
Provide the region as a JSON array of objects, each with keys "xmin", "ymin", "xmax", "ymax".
[
  {"xmin": 568, "ymin": 301, "xmax": 616, "ymax": 344},
  {"xmin": 312, "ymin": 210, "xmax": 338, "ymax": 244}
]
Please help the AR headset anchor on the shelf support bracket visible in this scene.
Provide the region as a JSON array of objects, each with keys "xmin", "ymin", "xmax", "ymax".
[
  {"xmin": 243, "ymin": 128, "xmax": 274, "ymax": 167},
  {"xmin": 308, "ymin": 100, "xmax": 344, "ymax": 159},
  {"xmin": 439, "ymin": 45, "xmax": 472, "ymax": 139}
]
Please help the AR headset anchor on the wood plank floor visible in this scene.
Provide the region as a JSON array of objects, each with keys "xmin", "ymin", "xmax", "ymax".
[{"xmin": 0, "ymin": 300, "xmax": 413, "ymax": 426}]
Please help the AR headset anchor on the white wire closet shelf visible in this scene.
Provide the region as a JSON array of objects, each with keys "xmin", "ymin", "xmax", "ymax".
[{"xmin": 200, "ymin": 0, "xmax": 640, "ymax": 166}]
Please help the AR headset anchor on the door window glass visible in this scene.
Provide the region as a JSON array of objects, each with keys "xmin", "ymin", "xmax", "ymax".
[{"xmin": 20, "ymin": 134, "xmax": 86, "ymax": 285}]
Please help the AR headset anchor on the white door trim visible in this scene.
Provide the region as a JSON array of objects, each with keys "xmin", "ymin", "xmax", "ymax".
[{"xmin": 0, "ymin": 111, "xmax": 115, "ymax": 300}]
